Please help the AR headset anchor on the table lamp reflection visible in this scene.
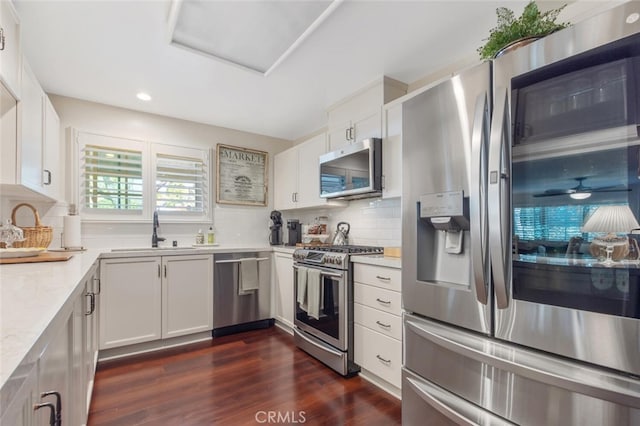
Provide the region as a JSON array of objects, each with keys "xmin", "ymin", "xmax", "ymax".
[{"xmin": 582, "ymin": 205, "xmax": 640, "ymax": 265}]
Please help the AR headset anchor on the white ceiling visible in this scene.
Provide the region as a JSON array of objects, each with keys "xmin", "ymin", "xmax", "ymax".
[{"xmin": 14, "ymin": 0, "xmax": 608, "ymax": 142}]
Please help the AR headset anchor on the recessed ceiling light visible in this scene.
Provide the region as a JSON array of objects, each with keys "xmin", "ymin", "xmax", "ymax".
[
  {"xmin": 136, "ymin": 92, "xmax": 152, "ymax": 101},
  {"xmin": 626, "ymin": 13, "xmax": 639, "ymax": 24}
]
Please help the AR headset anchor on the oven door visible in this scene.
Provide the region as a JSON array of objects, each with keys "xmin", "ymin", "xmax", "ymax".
[{"xmin": 293, "ymin": 263, "xmax": 347, "ymax": 351}]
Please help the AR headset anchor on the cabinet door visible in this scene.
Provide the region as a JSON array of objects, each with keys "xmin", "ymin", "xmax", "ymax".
[
  {"xmin": 273, "ymin": 146, "xmax": 298, "ymax": 210},
  {"xmin": 42, "ymin": 96, "xmax": 60, "ymax": 199},
  {"xmin": 83, "ymin": 267, "xmax": 99, "ymax": 418},
  {"xmin": 0, "ymin": 0, "xmax": 21, "ymax": 98},
  {"xmin": 382, "ymin": 103, "xmax": 402, "ymax": 198},
  {"xmin": 0, "ymin": 83, "xmax": 18, "ymax": 185},
  {"xmin": 36, "ymin": 313, "xmax": 71, "ymax": 426},
  {"xmin": 99, "ymin": 257, "xmax": 162, "ymax": 349},
  {"xmin": 327, "ymin": 120, "xmax": 352, "ymax": 151},
  {"xmin": 20, "ymin": 61, "xmax": 44, "ymax": 192},
  {"xmin": 273, "ymin": 252, "xmax": 294, "ymax": 328},
  {"xmin": 353, "ymin": 110, "xmax": 382, "ymax": 142},
  {"xmin": 1, "ymin": 365, "xmax": 36, "ymax": 426},
  {"xmin": 296, "ymin": 133, "xmax": 326, "ymax": 208},
  {"xmin": 162, "ymin": 255, "xmax": 213, "ymax": 339}
]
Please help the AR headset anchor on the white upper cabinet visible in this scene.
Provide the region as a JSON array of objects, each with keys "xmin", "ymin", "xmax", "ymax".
[
  {"xmin": 273, "ymin": 132, "xmax": 345, "ymax": 210},
  {"xmin": 0, "ymin": 58, "xmax": 61, "ymax": 201},
  {"xmin": 0, "ymin": 0, "xmax": 21, "ymax": 98},
  {"xmin": 382, "ymin": 101, "xmax": 402, "ymax": 198},
  {"xmin": 19, "ymin": 61, "xmax": 44, "ymax": 192},
  {"xmin": 326, "ymin": 76, "xmax": 407, "ymax": 152}
]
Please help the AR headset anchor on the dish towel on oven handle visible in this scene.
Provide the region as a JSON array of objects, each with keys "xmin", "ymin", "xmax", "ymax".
[
  {"xmin": 239, "ymin": 258, "xmax": 259, "ymax": 295},
  {"xmin": 307, "ymin": 268, "xmax": 322, "ymax": 320},
  {"xmin": 297, "ymin": 266, "xmax": 308, "ymax": 311}
]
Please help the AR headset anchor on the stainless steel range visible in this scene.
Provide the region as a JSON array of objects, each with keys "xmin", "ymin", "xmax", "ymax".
[{"xmin": 292, "ymin": 245, "xmax": 383, "ymax": 376}]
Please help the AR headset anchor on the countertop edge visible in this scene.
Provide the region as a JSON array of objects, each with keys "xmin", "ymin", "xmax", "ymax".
[{"xmin": 351, "ymin": 255, "xmax": 402, "ymax": 268}]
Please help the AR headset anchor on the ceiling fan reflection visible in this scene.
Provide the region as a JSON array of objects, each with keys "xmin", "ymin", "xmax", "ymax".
[{"xmin": 533, "ymin": 177, "xmax": 631, "ymax": 199}]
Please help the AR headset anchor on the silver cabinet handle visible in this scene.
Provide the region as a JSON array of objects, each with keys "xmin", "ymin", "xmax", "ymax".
[
  {"xmin": 375, "ymin": 275, "xmax": 391, "ymax": 281},
  {"xmin": 43, "ymin": 169, "xmax": 52, "ymax": 185},
  {"xmin": 0, "ymin": 28, "xmax": 5, "ymax": 51},
  {"xmin": 164, "ymin": 264, "xmax": 167, "ymax": 278},
  {"xmin": 488, "ymin": 87, "xmax": 511, "ymax": 309},
  {"xmin": 41, "ymin": 391, "xmax": 62, "ymax": 426},
  {"xmin": 345, "ymin": 128, "xmax": 350, "ymax": 141},
  {"xmin": 158, "ymin": 264, "xmax": 161, "ymax": 278},
  {"xmin": 93, "ymin": 277, "xmax": 101, "ymax": 294},
  {"xmin": 375, "ymin": 298, "xmax": 391, "ymax": 305},
  {"xmin": 85, "ymin": 292, "xmax": 95, "ymax": 315},
  {"xmin": 376, "ymin": 320, "xmax": 391, "ymax": 328},
  {"xmin": 376, "ymin": 354, "xmax": 391, "ymax": 363},
  {"xmin": 470, "ymin": 91, "xmax": 490, "ymax": 305},
  {"xmin": 33, "ymin": 402, "xmax": 56, "ymax": 426}
]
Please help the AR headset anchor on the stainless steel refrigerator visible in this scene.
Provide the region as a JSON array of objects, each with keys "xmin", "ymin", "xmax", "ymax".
[{"xmin": 402, "ymin": 3, "xmax": 640, "ymax": 424}]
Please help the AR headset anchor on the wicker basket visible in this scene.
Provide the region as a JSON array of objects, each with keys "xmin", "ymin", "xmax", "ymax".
[{"xmin": 1, "ymin": 203, "xmax": 53, "ymax": 249}]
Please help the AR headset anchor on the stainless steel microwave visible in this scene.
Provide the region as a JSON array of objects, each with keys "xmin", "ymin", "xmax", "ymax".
[{"xmin": 319, "ymin": 138, "xmax": 382, "ymax": 200}]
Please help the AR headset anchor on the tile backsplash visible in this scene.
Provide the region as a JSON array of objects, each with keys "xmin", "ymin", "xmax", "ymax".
[
  {"xmin": 281, "ymin": 197, "xmax": 401, "ymax": 247},
  {"xmin": 1, "ymin": 196, "xmax": 401, "ymax": 249}
]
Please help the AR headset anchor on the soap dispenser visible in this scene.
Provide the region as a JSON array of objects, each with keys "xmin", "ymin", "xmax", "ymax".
[{"xmin": 207, "ymin": 227, "xmax": 215, "ymax": 244}]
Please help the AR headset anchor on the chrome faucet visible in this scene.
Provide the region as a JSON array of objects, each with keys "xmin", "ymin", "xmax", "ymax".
[{"xmin": 152, "ymin": 211, "xmax": 165, "ymax": 248}]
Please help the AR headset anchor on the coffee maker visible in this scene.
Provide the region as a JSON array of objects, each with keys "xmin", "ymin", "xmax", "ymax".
[
  {"xmin": 269, "ymin": 210, "xmax": 283, "ymax": 245},
  {"xmin": 287, "ymin": 219, "xmax": 301, "ymax": 246}
]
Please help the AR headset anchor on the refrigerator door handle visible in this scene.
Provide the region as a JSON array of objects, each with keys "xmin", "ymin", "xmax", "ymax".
[
  {"xmin": 488, "ymin": 87, "xmax": 511, "ymax": 309},
  {"xmin": 469, "ymin": 92, "xmax": 490, "ymax": 305},
  {"xmin": 404, "ymin": 373, "xmax": 516, "ymax": 426},
  {"xmin": 406, "ymin": 318, "xmax": 640, "ymax": 409}
]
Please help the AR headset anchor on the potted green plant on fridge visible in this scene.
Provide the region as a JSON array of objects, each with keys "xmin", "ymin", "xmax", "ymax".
[{"xmin": 478, "ymin": 1, "xmax": 569, "ymax": 59}]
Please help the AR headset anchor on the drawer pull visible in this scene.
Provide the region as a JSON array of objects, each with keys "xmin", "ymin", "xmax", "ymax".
[
  {"xmin": 376, "ymin": 275, "xmax": 391, "ymax": 281},
  {"xmin": 376, "ymin": 298, "xmax": 391, "ymax": 305},
  {"xmin": 376, "ymin": 320, "xmax": 391, "ymax": 328},
  {"xmin": 376, "ymin": 354, "xmax": 391, "ymax": 364}
]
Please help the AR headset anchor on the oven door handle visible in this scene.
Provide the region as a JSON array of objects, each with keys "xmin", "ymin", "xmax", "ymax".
[{"xmin": 293, "ymin": 264, "xmax": 343, "ymax": 279}]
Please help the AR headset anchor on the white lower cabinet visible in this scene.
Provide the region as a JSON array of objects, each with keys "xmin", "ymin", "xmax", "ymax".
[
  {"xmin": 273, "ymin": 251, "xmax": 294, "ymax": 329},
  {"xmin": 354, "ymin": 262, "xmax": 402, "ymax": 391},
  {"xmin": 1, "ymin": 263, "xmax": 99, "ymax": 426},
  {"xmin": 99, "ymin": 254, "xmax": 213, "ymax": 350}
]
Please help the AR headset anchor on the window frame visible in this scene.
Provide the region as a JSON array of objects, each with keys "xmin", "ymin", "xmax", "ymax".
[{"xmin": 74, "ymin": 130, "xmax": 211, "ymax": 223}]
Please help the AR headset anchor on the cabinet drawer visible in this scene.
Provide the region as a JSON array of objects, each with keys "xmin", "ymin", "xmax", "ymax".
[
  {"xmin": 354, "ymin": 264, "xmax": 401, "ymax": 292},
  {"xmin": 354, "ymin": 324, "xmax": 402, "ymax": 388},
  {"xmin": 354, "ymin": 302, "xmax": 402, "ymax": 341},
  {"xmin": 354, "ymin": 283, "xmax": 402, "ymax": 316}
]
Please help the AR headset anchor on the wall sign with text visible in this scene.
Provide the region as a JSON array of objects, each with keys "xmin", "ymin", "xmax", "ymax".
[{"xmin": 216, "ymin": 144, "xmax": 268, "ymax": 206}]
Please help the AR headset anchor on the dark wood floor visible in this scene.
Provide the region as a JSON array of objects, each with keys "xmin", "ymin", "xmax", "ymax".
[{"xmin": 88, "ymin": 326, "xmax": 401, "ymax": 425}]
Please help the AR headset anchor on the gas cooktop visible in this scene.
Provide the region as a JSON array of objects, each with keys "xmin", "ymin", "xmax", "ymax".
[{"xmin": 297, "ymin": 245, "xmax": 383, "ymax": 254}]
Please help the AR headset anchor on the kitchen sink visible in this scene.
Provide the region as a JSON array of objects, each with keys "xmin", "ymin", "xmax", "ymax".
[{"xmin": 111, "ymin": 247, "xmax": 196, "ymax": 252}]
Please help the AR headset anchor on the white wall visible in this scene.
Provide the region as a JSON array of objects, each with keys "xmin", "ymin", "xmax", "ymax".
[{"xmin": 1, "ymin": 95, "xmax": 294, "ymax": 249}]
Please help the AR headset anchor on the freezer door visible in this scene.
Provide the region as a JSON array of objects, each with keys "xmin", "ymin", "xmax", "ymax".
[
  {"xmin": 402, "ymin": 61, "xmax": 492, "ymax": 334},
  {"xmin": 404, "ymin": 313, "xmax": 640, "ymax": 426}
]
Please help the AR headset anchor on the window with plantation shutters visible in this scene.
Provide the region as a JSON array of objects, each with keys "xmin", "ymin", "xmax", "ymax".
[
  {"xmin": 155, "ymin": 151, "xmax": 207, "ymax": 214},
  {"xmin": 76, "ymin": 131, "xmax": 211, "ymax": 222},
  {"xmin": 82, "ymin": 144, "xmax": 144, "ymax": 212}
]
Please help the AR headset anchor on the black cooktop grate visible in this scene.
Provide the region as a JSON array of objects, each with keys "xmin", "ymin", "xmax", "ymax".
[{"xmin": 300, "ymin": 245, "xmax": 383, "ymax": 254}]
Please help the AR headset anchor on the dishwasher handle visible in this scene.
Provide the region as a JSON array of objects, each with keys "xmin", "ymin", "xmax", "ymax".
[{"xmin": 215, "ymin": 257, "xmax": 269, "ymax": 264}]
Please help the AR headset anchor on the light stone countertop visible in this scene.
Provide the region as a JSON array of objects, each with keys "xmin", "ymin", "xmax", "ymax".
[
  {"xmin": 0, "ymin": 249, "xmax": 102, "ymax": 411},
  {"xmin": 351, "ymin": 255, "xmax": 402, "ymax": 269},
  {"xmin": 0, "ymin": 244, "xmax": 273, "ymax": 412}
]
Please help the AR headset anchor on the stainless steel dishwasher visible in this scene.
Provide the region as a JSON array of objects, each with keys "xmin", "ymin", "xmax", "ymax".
[{"xmin": 213, "ymin": 251, "xmax": 273, "ymax": 336}]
